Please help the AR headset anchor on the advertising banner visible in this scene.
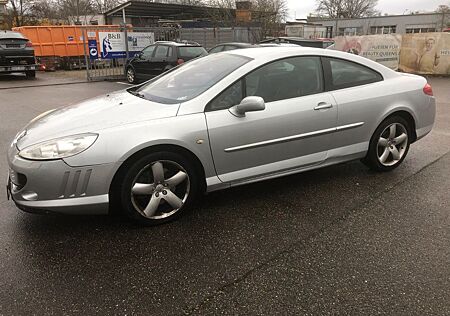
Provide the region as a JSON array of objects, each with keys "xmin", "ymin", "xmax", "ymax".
[
  {"xmin": 88, "ymin": 39, "xmax": 98, "ymax": 60},
  {"xmin": 333, "ymin": 34, "xmax": 402, "ymax": 70},
  {"xmin": 399, "ymin": 33, "xmax": 450, "ymax": 75},
  {"xmin": 99, "ymin": 32, "xmax": 155, "ymax": 59}
]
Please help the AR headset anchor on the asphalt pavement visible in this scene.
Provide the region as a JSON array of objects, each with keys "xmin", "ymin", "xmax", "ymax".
[{"xmin": 0, "ymin": 73, "xmax": 448, "ymax": 315}]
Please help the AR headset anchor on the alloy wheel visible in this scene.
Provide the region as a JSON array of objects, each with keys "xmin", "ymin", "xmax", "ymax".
[
  {"xmin": 130, "ymin": 160, "xmax": 190, "ymax": 219},
  {"xmin": 127, "ymin": 68, "xmax": 135, "ymax": 83},
  {"xmin": 377, "ymin": 123, "xmax": 408, "ymax": 166}
]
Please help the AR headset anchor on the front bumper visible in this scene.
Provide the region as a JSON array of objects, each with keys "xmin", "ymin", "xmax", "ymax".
[{"xmin": 7, "ymin": 144, "xmax": 114, "ymax": 215}]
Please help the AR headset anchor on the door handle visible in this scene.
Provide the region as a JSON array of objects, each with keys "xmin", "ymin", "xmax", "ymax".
[{"xmin": 314, "ymin": 102, "xmax": 333, "ymax": 110}]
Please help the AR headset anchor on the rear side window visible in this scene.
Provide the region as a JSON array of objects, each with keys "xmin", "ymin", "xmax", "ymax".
[
  {"xmin": 325, "ymin": 57, "xmax": 383, "ymax": 90},
  {"xmin": 178, "ymin": 46, "xmax": 208, "ymax": 59}
]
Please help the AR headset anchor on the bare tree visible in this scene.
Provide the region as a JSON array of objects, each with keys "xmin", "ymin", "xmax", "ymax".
[
  {"xmin": 252, "ymin": 0, "xmax": 288, "ymax": 37},
  {"xmin": 204, "ymin": 0, "xmax": 235, "ymax": 26},
  {"xmin": 6, "ymin": 0, "xmax": 35, "ymax": 26},
  {"xmin": 57, "ymin": 0, "xmax": 94, "ymax": 23},
  {"xmin": 91, "ymin": 0, "xmax": 124, "ymax": 14},
  {"xmin": 31, "ymin": 0, "xmax": 62, "ymax": 22},
  {"xmin": 205, "ymin": 0, "xmax": 287, "ymax": 37},
  {"xmin": 436, "ymin": 4, "xmax": 450, "ymax": 13},
  {"xmin": 316, "ymin": 0, "xmax": 379, "ymax": 18}
]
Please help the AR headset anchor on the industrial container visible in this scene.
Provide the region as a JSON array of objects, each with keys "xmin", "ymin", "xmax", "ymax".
[{"xmin": 12, "ymin": 25, "xmax": 121, "ymax": 70}]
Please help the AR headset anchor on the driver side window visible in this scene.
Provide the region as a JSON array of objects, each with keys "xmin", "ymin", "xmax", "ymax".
[
  {"xmin": 142, "ymin": 45, "xmax": 155, "ymax": 58},
  {"xmin": 207, "ymin": 80, "xmax": 243, "ymax": 111}
]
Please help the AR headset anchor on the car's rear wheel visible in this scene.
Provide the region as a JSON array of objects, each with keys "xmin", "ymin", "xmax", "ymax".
[
  {"xmin": 116, "ymin": 151, "xmax": 200, "ymax": 225},
  {"xmin": 363, "ymin": 116, "xmax": 411, "ymax": 171},
  {"xmin": 25, "ymin": 70, "xmax": 36, "ymax": 79},
  {"xmin": 126, "ymin": 67, "xmax": 136, "ymax": 84}
]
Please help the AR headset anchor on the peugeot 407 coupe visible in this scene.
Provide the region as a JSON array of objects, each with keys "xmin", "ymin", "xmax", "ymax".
[{"xmin": 7, "ymin": 47, "xmax": 435, "ymax": 225}]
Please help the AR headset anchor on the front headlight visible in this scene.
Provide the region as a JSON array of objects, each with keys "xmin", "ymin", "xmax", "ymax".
[{"xmin": 18, "ymin": 133, "xmax": 98, "ymax": 160}]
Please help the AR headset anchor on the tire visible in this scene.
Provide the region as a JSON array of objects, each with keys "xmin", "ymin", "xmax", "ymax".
[
  {"xmin": 113, "ymin": 151, "xmax": 200, "ymax": 225},
  {"xmin": 25, "ymin": 70, "xmax": 36, "ymax": 79},
  {"xmin": 362, "ymin": 115, "xmax": 412, "ymax": 172},
  {"xmin": 126, "ymin": 67, "xmax": 136, "ymax": 84}
]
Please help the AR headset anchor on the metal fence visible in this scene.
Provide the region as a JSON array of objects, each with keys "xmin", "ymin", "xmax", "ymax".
[
  {"xmin": 180, "ymin": 27, "xmax": 261, "ymax": 49},
  {"xmin": 83, "ymin": 26, "xmax": 261, "ymax": 81}
]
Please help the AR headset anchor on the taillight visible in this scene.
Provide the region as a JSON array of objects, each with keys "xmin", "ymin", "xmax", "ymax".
[
  {"xmin": 423, "ymin": 83, "xmax": 433, "ymax": 96},
  {"xmin": 177, "ymin": 58, "xmax": 185, "ymax": 65},
  {"xmin": 25, "ymin": 41, "xmax": 33, "ymax": 48}
]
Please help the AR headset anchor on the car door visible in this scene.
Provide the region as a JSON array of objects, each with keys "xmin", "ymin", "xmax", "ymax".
[
  {"xmin": 133, "ymin": 45, "xmax": 155, "ymax": 79},
  {"xmin": 205, "ymin": 56, "xmax": 338, "ymax": 183},
  {"xmin": 150, "ymin": 45, "xmax": 170, "ymax": 76},
  {"xmin": 322, "ymin": 57, "xmax": 384, "ymax": 152}
]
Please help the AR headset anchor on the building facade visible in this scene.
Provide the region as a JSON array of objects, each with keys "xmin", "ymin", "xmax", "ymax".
[{"xmin": 308, "ymin": 13, "xmax": 450, "ymax": 38}]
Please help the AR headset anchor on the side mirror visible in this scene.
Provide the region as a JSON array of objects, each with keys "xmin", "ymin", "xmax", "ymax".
[{"xmin": 229, "ymin": 96, "xmax": 265, "ymax": 117}]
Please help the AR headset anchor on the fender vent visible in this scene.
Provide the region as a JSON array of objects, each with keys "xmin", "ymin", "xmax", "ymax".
[{"xmin": 58, "ymin": 169, "xmax": 92, "ymax": 198}]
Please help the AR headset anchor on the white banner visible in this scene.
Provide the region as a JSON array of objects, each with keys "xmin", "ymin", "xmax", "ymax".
[
  {"xmin": 333, "ymin": 34, "xmax": 402, "ymax": 70},
  {"xmin": 99, "ymin": 32, "xmax": 154, "ymax": 59}
]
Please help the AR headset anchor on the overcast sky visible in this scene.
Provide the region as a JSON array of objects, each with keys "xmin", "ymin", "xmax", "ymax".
[{"xmin": 287, "ymin": 0, "xmax": 450, "ymax": 20}]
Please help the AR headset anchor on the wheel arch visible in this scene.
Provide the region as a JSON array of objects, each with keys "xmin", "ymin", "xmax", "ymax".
[
  {"xmin": 377, "ymin": 108, "xmax": 418, "ymax": 143},
  {"xmin": 109, "ymin": 143, "xmax": 207, "ymax": 209}
]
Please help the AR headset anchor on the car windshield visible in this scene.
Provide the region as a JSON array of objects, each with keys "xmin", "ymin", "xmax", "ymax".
[{"xmin": 136, "ymin": 53, "xmax": 250, "ymax": 104}]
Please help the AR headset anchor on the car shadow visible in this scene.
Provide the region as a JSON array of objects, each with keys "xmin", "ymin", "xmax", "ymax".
[
  {"xmin": 0, "ymin": 73, "xmax": 35, "ymax": 81},
  {"xmin": 12, "ymin": 159, "xmax": 388, "ymax": 237}
]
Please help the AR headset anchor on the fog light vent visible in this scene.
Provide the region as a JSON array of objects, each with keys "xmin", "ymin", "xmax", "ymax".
[{"xmin": 9, "ymin": 170, "xmax": 27, "ymax": 190}]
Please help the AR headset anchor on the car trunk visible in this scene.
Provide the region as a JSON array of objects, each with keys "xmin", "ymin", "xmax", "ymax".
[{"xmin": 0, "ymin": 38, "xmax": 35, "ymax": 66}]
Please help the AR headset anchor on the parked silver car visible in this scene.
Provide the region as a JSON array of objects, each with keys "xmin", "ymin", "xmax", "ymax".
[{"xmin": 7, "ymin": 47, "xmax": 436, "ymax": 225}]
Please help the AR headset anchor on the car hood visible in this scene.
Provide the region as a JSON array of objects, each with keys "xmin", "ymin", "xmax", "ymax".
[{"xmin": 16, "ymin": 90, "xmax": 180, "ymax": 150}]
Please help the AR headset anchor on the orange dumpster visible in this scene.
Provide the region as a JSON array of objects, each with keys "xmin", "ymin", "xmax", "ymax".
[{"xmin": 12, "ymin": 25, "xmax": 122, "ymax": 70}]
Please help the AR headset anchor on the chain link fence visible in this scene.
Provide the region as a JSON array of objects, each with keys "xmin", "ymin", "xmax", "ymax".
[{"xmin": 83, "ymin": 26, "xmax": 261, "ymax": 81}]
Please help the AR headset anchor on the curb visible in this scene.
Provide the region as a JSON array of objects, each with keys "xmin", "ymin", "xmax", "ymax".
[{"xmin": 0, "ymin": 80, "xmax": 93, "ymax": 90}]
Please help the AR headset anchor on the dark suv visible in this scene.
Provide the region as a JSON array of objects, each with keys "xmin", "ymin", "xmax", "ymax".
[
  {"xmin": 125, "ymin": 41, "xmax": 208, "ymax": 83},
  {"xmin": 0, "ymin": 31, "xmax": 37, "ymax": 78}
]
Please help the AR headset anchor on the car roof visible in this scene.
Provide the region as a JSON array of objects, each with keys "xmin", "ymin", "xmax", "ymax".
[
  {"xmin": 222, "ymin": 46, "xmax": 397, "ymax": 79},
  {"xmin": 0, "ymin": 30, "xmax": 27, "ymax": 40},
  {"xmin": 155, "ymin": 41, "xmax": 202, "ymax": 47},
  {"xmin": 214, "ymin": 42, "xmax": 256, "ymax": 47}
]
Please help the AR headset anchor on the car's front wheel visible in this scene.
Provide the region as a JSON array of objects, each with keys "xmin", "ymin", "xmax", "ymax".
[
  {"xmin": 363, "ymin": 116, "xmax": 411, "ymax": 171},
  {"xmin": 116, "ymin": 151, "xmax": 200, "ymax": 225},
  {"xmin": 126, "ymin": 67, "xmax": 136, "ymax": 84}
]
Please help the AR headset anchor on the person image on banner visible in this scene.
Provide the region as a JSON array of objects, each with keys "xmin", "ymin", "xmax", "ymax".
[{"xmin": 414, "ymin": 37, "xmax": 440, "ymax": 73}]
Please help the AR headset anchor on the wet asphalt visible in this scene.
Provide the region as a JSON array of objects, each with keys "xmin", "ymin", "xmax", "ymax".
[{"xmin": 0, "ymin": 74, "xmax": 449, "ymax": 315}]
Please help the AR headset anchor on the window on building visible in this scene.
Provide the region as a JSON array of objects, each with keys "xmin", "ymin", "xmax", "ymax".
[
  {"xmin": 338, "ymin": 27, "xmax": 363, "ymax": 36},
  {"xmin": 370, "ymin": 25, "xmax": 396, "ymax": 35},
  {"xmin": 406, "ymin": 27, "xmax": 436, "ymax": 34}
]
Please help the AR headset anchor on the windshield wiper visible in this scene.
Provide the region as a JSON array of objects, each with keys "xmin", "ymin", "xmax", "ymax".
[{"xmin": 128, "ymin": 89, "xmax": 145, "ymax": 99}]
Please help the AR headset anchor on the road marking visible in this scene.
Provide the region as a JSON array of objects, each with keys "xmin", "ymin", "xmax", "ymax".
[{"xmin": 116, "ymin": 82, "xmax": 133, "ymax": 85}]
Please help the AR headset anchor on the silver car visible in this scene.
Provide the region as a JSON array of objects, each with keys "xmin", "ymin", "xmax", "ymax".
[{"xmin": 7, "ymin": 47, "xmax": 436, "ymax": 225}]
